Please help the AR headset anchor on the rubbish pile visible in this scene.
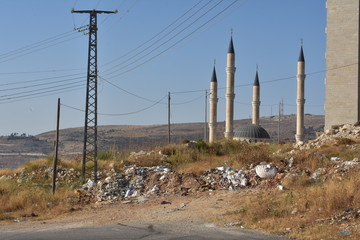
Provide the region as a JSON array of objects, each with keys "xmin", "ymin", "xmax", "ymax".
[
  {"xmin": 300, "ymin": 123, "xmax": 360, "ymax": 149},
  {"xmin": 77, "ymin": 163, "xmax": 284, "ymax": 204},
  {"xmin": 0, "ymin": 167, "xmax": 80, "ymax": 186}
]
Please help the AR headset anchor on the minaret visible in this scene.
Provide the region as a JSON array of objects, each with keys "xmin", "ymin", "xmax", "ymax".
[
  {"xmin": 224, "ymin": 34, "xmax": 236, "ymax": 139},
  {"xmin": 295, "ymin": 44, "xmax": 306, "ymax": 143},
  {"xmin": 252, "ymin": 67, "xmax": 260, "ymax": 125},
  {"xmin": 209, "ymin": 64, "xmax": 218, "ymax": 143}
]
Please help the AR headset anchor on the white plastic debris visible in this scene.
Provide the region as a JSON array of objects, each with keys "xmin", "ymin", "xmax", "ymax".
[
  {"xmin": 255, "ymin": 163, "xmax": 277, "ymax": 179},
  {"xmin": 331, "ymin": 156, "xmax": 341, "ymax": 161}
]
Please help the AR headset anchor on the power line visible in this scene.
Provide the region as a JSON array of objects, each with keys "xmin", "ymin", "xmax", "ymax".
[
  {"xmin": 61, "ymin": 94, "xmax": 167, "ymax": 116},
  {"xmin": 0, "ymin": 30, "xmax": 77, "ymax": 58},
  {"xmin": 100, "ymin": 0, "xmax": 207, "ymax": 68},
  {"xmin": 99, "ymin": 75, "xmax": 166, "ymax": 104},
  {"xmin": 103, "ymin": 0, "xmax": 241, "ymax": 79},
  {"xmin": 0, "ymin": 83, "xmax": 85, "ymax": 103},
  {"xmin": 172, "ymin": 93, "xmax": 206, "ymax": 105},
  {"xmin": 0, "ymin": 68, "xmax": 85, "ymax": 75},
  {"xmin": 0, "ymin": 27, "xmax": 87, "ymax": 63},
  {"xmin": 0, "ymin": 85, "xmax": 84, "ymax": 105},
  {"xmin": 0, "ymin": 81, "xmax": 85, "ymax": 100},
  {"xmin": 0, "ymin": 73, "xmax": 85, "ymax": 87},
  {"xmin": 0, "ymin": 34, "xmax": 85, "ymax": 64},
  {"xmin": 0, "ymin": 76, "xmax": 85, "ymax": 92}
]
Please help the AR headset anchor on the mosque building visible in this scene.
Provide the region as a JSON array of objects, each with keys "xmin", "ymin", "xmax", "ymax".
[
  {"xmin": 208, "ymin": 36, "xmax": 307, "ymax": 144},
  {"xmin": 233, "ymin": 68, "xmax": 270, "ymax": 143}
]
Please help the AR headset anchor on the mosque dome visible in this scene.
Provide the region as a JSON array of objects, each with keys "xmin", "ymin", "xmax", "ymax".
[{"xmin": 234, "ymin": 124, "xmax": 270, "ymax": 142}]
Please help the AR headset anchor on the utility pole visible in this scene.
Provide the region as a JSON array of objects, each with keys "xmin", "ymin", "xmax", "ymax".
[
  {"xmin": 278, "ymin": 99, "xmax": 284, "ymax": 144},
  {"xmin": 71, "ymin": 9, "xmax": 117, "ymax": 183},
  {"xmin": 204, "ymin": 90, "xmax": 208, "ymax": 141},
  {"xmin": 52, "ymin": 98, "xmax": 60, "ymax": 194},
  {"xmin": 168, "ymin": 92, "xmax": 171, "ymax": 144}
]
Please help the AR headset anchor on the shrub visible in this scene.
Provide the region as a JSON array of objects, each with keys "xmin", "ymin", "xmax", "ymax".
[{"xmin": 335, "ymin": 137, "xmax": 356, "ymax": 145}]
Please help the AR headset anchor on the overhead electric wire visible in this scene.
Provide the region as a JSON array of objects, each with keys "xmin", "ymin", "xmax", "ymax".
[
  {"xmin": 0, "ymin": 72, "xmax": 86, "ymax": 87},
  {"xmin": 102, "ymin": 0, "xmax": 224, "ymax": 77},
  {"xmin": 172, "ymin": 93, "xmax": 206, "ymax": 105},
  {"xmin": 61, "ymin": 94, "xmax": 167, "ymax": 116},
  {"xmin": 0, "ymin": 34, "xmax": 85, "ymax": 64},
  {"xmin": 99, "ymin": 75, "xmax": 166, "ymax": 104},
  {"xmin": 0, "ymin": 30, "xmax": 78, "ymax": 58},
  {"xmin": 100, "ymin": 0, "xmax": 208, "ymax": 68},
  {"xmin": 100, "ymin": 0, "xmax": 137, "ymax": 27},
  {"xmin": 0, "ymin": 80, "xmax": 85, "ymax": 99},
  {"xmin": 102, "ymin": 0, "xmax": 241, "ymax": 79},
  {"xmin": 0, "ymin": 77, "xmax": 85, "ymax": 92},
  {"xmin": 0, "ymin": 85, "xmax": 85, "ymax": 105},
  {"xmin": 0, "ymin": 68, "xmax": 85, "ymax": 75},
  {"xmin": 0, "ymin": 82, "xmax": 85, "ymax": 103}
]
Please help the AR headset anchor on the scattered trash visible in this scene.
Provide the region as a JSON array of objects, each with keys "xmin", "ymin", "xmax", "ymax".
[
  {"xmin": 21, "ymin": 213, "xmax": 38, "ymax": 218},
  {"xmin": 224, "ymin": 222, "xmax": 245, "ymax": 227},
  {"xmin": 255, "ymin": 163, "xmax": 278, "ymax": 179},
  {"xmin": 339, "ymin": 229, "xmax": 351, "ymax": 235}
]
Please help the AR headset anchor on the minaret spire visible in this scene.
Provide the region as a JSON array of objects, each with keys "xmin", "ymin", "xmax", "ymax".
[
  {"xmin": 209, "ymin": 61, "xmax": 218, "ymax": 143},
  {"xmin": 224, "ymin": 32, "xmax": 236, "ymax": 139},
  {"xmin": 295, "ymin": 42, "xmax": 306, "ymax": 144},
  {"xmin": 252, "ymin": 66, "xmax": 260, "ymax": 125}
]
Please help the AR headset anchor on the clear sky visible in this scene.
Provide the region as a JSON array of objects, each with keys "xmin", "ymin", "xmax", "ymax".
[{"xmin": 0, "ymin": 0, "xmax": 326, "ymax": 136}]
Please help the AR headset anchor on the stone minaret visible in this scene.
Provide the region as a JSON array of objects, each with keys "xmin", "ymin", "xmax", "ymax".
[
  {"xmin": 252, "ymin": 68, "xmax": 260, "ymax": 125},
  {"xmin": 295, "ymin": 45, "xmax": 306, "ymax": 143},
  {"xmin": 224, "ymin": 35, "xmax": 236, "ymax": 139},
  {"xmin": 209, "ymin": 65, "xmax": 218, "ymax": 143}
]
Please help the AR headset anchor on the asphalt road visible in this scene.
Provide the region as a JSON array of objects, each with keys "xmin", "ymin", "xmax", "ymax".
[{"xmin": 1, "ymin": 222, "xmax": 291, "ymax": 240}]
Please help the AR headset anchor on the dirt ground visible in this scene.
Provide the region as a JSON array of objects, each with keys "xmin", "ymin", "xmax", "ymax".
[{"xmin": 0, "ymin": 190, "xmax": 244, "ymax": 233}]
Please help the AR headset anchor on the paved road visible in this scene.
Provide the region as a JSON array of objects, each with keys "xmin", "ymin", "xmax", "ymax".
[{"xmin": 1, "ymin": 222, "xmax": 290, "ymax": 240}]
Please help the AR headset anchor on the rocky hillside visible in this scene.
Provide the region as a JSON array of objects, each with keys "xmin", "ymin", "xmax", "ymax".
[{"xmin": 0, "ymin": 114, "xmax": 324, "ymax": 169}]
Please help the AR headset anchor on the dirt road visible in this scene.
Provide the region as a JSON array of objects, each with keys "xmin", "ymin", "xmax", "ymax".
[{"xmin": 0, "ymin": 191, "xmax": 289, "ymax": 239}]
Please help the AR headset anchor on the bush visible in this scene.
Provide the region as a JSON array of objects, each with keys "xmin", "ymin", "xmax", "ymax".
[
  {"xmin": 335, "ymin": 137, "xmax": 356, "ymax": 145},
  {"xmin": 195, "ymin": 139, "xmax": 208, "ymax": 151}
]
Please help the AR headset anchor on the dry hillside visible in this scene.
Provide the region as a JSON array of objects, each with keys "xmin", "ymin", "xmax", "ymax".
[{"xmin": 0, "ymin": 114, "xmax": 324, "ymax": 169}]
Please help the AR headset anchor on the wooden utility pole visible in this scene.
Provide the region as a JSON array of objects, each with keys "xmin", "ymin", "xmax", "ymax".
[
  {"xmin": 168, "ymin": 92, "xmax": 171, "ymax": 144},
  {"xmin": 52, "ymin": 98, "xmax": 60, "ymax": 194},
  {"xmin": 278, "ymin": 99, "xmax": 284, "ymax": 144},
  {"xmin": 71, "ymin": 9, "xmax": 117, "ymax": 184}
]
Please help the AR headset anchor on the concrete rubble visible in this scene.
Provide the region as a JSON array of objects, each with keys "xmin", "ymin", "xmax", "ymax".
[
  {"xmin": 2, "ymin": 124, "xmax": 360, "ymax": 208},
  {"xmin": 299, "ymin": 123, "xmax": 360, "ymax": 149}
]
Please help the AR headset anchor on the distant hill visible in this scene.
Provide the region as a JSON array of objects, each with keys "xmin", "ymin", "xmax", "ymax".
[{"xmin": 0, "ymin": 114, "xmax": 324, "ymax": 169}]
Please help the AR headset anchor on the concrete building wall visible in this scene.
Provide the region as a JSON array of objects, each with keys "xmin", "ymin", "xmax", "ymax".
[{"xmin": 325, "ymin": 0, "xmax": 360, "ymax": 130}]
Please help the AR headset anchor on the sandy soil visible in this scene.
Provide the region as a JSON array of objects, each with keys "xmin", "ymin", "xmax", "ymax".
[{"xmin": 0, "ymin": 190, "xmax": 244, "ymax": 232}]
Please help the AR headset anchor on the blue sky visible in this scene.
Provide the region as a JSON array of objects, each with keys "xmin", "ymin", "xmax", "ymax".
[{"xmin": 0, "ymin": 0, "xmax": 326, "ymax": 136}]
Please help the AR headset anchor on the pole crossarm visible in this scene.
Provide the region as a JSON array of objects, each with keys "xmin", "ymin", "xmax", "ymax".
[
  {"xmin": 72, "ymin": 9, "xmax": 117, "ymax": 183},
  {"xmin": 71, "ymin": 9, "xmax": 118, "ymax": 14}
]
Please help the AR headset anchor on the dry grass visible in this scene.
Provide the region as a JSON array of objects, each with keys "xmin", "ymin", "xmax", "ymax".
[
  {"xmin": 223, "ymin": 168, "xmax": 360, "ymax": 239},
  {"xmin": 177, "ymin": 155, "xmax": 229, "ymax": 175},
  {"xmin": 0, "ymin": 168, "xmax": 19, "ymax": 177},
  {"xmin": 0, "ymin": 179, "xmax": 78, "ymax": 221},
  {"xmin": 2, "ymin": 138, "xmax": 360, "ymax": 239}
]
